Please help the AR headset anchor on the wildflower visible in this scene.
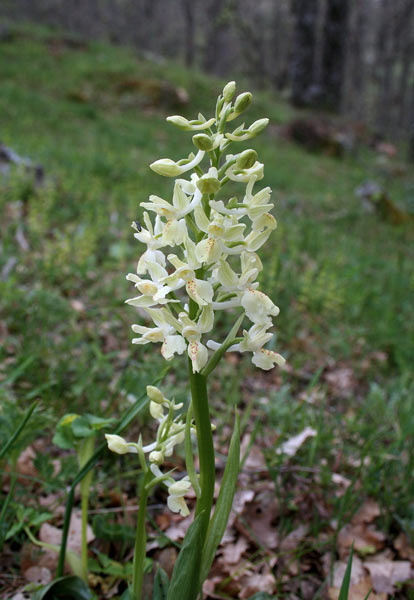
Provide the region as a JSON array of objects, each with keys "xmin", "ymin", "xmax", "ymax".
[
  {"xmin": 126, "ymin": 81, "xmax": 284, "ymax": 372},
  {"xmin": 105, "ymin": 434, "xmax": 137, "ymax": 455}
]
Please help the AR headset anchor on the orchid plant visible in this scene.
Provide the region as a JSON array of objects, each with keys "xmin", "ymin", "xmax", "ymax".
[{"xmin": 105, "ymin": 81, "xmax": 285, "ymax": 600}]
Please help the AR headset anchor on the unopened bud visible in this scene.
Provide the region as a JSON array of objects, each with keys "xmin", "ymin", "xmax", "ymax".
[
  {"xmin": 248, "ymin": 118, "xmax": 269, "ymax": 137},
  {"xmin": 222, "ymin": 81, "xmax": 236, "ymax": 102},
  {"xmin": 234, "ymin": 92, "xmax": 252, "ymax": 115},
  {"xmin": 235, "ymin": 149, "xmax": 257, "ymax": 170},
  {"xmin": 150, "ymin": 401, "xmax": 164, "ymax": 420},
  {"xmin": 105, "ymin": 434, "xmax": 129, "ymax": 455},
  {"xmin": 146, "ymin": 385, "xmax": 165, "ymax": 404},
  {"xmin": 193, "ymin": 133, "xmax": 214, "ymax": 151},
  {"xmin": 149, "ymin": 450, "xmax": 164, "ymax": 464},
  {"xmin": 196, "ymin": 167, "xmax": 220, "ymax": 194},
  {"xmin": 166, "ymin": 115, "xmax": 190, "ymax": 129},
  {"xmin": 150, "ymin": 158, "xmax": 182, "ymax": 177}
]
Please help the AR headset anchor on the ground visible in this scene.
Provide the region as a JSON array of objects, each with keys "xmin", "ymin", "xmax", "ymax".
[{"xmin": 0, "ymin": 23, "xmax": 413, "ymax": 600}]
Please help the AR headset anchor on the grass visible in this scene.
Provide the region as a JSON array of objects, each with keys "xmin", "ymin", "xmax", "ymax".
[{"xmin": 0, "ymin": 22, "xmax": 413, "ymax": 598}]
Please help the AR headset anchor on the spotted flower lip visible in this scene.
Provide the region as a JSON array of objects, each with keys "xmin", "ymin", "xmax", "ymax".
[{"xmin": 125, "ymin": 81, "xmax": 284, "ymax": 373}]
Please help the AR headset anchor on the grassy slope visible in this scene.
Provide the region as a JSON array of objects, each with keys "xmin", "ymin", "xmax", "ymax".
[{"xmin": 1, "ymin": 24, "xmax": 414, "ymax": 594}]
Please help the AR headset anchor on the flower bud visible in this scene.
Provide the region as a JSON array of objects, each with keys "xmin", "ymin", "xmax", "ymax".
[
  {"xmin": 196, "ymin": 167, "xmax": 220, "ymax": 195},
  {"xmin": 146, "ymin": 385, "xmax": 165, "ymax": 404},
  {"xmin": 150, "ymin": 158, "xmax": 182, "ymax": 177},
  {"xmin": 105, "ymin": 434, "xmax": 129, "ymax": 455},
  {"xmin": 166, "ymin": 115, "xmax": 190, "ymax": 129},
  {"xmin": 149, "ymin": 450, "xmax": 164, "ymax": 464},
  {"xmin": 193, "ymin": 133, "xmax": 214, "ymax": 151},
  {"xmin": 222, "ymin": 81, "xmax": 236, "ymax": 102},
  {"xmin": 234, "ymin": 92, "xmax": 252, "ymax": 114},
  {"xmin": 150, "ymin": 401, "xmax": 164, "ymax": 420},
  {"xmin": 235, "ymin": 149, "xmax": 257, "ymax": 170},
  {"xmin": 248, "ymin": 118, "xmax": 269, "ymax": 137},
  {"xmin": 197, "ymin": 177, "xmax": 220, "ymax": 195}
]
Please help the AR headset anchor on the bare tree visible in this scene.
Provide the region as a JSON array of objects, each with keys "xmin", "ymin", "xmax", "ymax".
[{"xmin": 290, "ymin": 0, "xmax": 319, "ymax": 106}]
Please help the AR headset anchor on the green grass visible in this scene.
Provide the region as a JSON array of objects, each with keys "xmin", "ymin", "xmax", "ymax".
[{"xmin": 0, "ymin": 23, "xmax": 413, "ymax": 598}]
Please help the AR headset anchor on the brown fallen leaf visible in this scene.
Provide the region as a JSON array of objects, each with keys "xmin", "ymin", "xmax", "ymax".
[
  {"xmin": 164, "ymin": 513, "xmax": 192, "ymax": 541},
  {"xmin": 280, "ymin": 524, "xmax": 309, "ymax": 553},
  {"xmin": 24, "ymin": 566, "xmax": 51, "ymax": 585},
  {"xmin": 155, "ymin": 546, "xmax": 178, "ymax": 578},
  {"xmin": 324, "ymin": 367, "xmax": 356, "ymax": 398},
  {"xmin": 364, "ymin": 559, "xmax": 412, "ymax": 594},
  {"xmin": 240, "ymin": 434, "xmax": 267, "ymax": 472},
  {"xmin": 16, "ymin": 446, "xmax": 38, "ymax": 483},
  {"xmin": 338, "ymin": 523, "xmax": 385, "ymax": 557},
  {"xmin": 239, "ymin": 571, "xmax": 275, "ymax": 599},
  {"xmin": 394, "ymin": 532, "xmax": 414, "ymax": 562},
  {"xmin": 352, "ymin": 499, "xmax": 381, "ymax": 525},
  {"xmin": 237, "ymin": 489, "xmax": 279, "ymax": 550},
  {"xmin": 328, "ymin": 577, "xmax": 387, "ymax": 600},
  {"xmin": 331, "ymin": 555, "xmax": 365, "ymax": 587},
  {"xmin": 220, "ymin": 536, "xmax": 249, "ymax": 565},
  {"xmin": 276, "ymin": 427, "xmax": 317, "ymax": 456}
]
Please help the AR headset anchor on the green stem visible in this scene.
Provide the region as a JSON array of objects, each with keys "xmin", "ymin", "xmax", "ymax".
[
  {"xmin": 132, "ymin": 471, "xmax": 151, "ymax": 600},
  {"xmin": 188, "ymin": 361, "xmax": 215, "ymax": 538},
  {"xmin": 80, "ymin": 491, "xmax": 89, "ymax": 582},
  {"xmin": 78, "ymin": 437, "xmax": 95, "ymax": 584}
]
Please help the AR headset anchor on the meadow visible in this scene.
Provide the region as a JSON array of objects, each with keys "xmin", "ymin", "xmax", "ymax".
[{"xmin": 1, "ymin": 24, "xmax": 413, "ymax": 599}]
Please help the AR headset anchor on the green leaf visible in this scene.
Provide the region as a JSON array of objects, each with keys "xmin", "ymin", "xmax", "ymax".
[
  {"xmin": 92, "ymin": 515, "xmax": 136, "ymax": 543},
  {"xmin": 167, "ymin": 511, "xmax": 206, "ymax": 600},
  {"xmin": 72, "ymin": 416, "xmax": 94, "ymax": 438},
  {"xmin": 200, "ymin": 411, "xmax": 240, "ymax": 583},
  {"xmin": 89, "ymin": 551, "xmax": 133, "ymax": 579},
  {"xmin": 201, "ymin": 313, "xmax": 244, "ymax": 376},
  {"xmin": 153, "ymin": 566, "xmax": 169, "ymax": 600},
  {"xmin": 0, "ymin": 401, "xmax": 38, "ymax": 460},
  {"xmin": 249, "ymin": 594, "xmax": 275, "ymax": 600},
  {"xmin": 31, "ymin": 575, "xmax": 93, "ymax": 600},
  {"xmin": 338, "ymin": 545, "xmax": 353, "ymax": 600}
]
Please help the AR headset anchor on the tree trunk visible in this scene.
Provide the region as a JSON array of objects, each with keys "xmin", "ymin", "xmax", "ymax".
[
  {"xmin": 320, "ymin": 0, "xmax": 349, "ymax": 110},
  {"xmin": 182, "ymin": 0, "xmax": 196, "ymax": 67},
  {"xmin": 290, "ymin": 0, "xmax": 319, "ymax": 106}
]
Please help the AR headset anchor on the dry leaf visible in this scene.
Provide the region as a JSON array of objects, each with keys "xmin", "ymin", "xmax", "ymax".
[
  {"xmin": 277, "ymin": 427, "xmax": 317, "ymax": 456},
  {"xmin": 240, "ymin": 435, "xmax": 267, "ymax": 472},
  {"xmin": 221, "ymin": 536, "xmax": 249, "ymax": 564},
  {"xmin": 332, "ymin": 473, "xmax": 351, "ymax": 488},
  {"xmin": 239, "ymin": 572, "xmax": 275, "ymax": 599},
  {"xmin": 164, "ymin": 513, "xmax": 192, "ymax": 541},
  {"xmin": 70, "ymin": 299, "xmax": 85, "ymax": 312},
  {"xmin": 16, "ymin": 446, "xmax": 38, "ymax": 482},
  {"xmin": 394, "ymin": 532, "xmax": 414, "ymax": 562},
  {"xmin": 328, "ymin": 576, "xmax": 387, "ymax": 600},
  {"xmin": 24, "ymin": 566, "xmax": 51, "ymax": 585},
  {"xmin": 238, "ymin": 490, "xmax": 279, "ymax": 549},
  {"xmin": 156, "ymin": 546, "xmax": 178, "ymax": 578},
  {"xmin": 352, "ymin": 500, "xmax": 381, "ymax": 525},
  {"xmin": 280, "ymin": 524, "xmax": 309, "ymax": 552},
  {"xmin": 364, "ymin": 559, "xmax": 412, "ymax": 594},
  {"xmin": 338, "ymin": 524, "xmax": 385, "ymax": 557},
  {"xmin": 331, "ymin": 555, "xmax": 365, "ymax": 587},
  {"xmin": 324, "ymin": 367, "xmax": 356, "ymax": 397}
]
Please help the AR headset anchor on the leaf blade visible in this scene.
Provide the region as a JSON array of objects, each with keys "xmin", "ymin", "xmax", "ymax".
[{"xmin": 200, "ymin": 411, "xmax": 240, "ymax": 582}]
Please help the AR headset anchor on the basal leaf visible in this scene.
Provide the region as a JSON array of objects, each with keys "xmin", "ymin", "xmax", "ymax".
[
  {"xmin": 167, "ymin": 511, "xmax": 206, "ymax": 600},
  {"xmin": 200, "ymin": 411, "xmax": 240, "ymax": 582},
  {"xmin": 31, "ymin": 575, "xmax": 93, "ymax": 600}
]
